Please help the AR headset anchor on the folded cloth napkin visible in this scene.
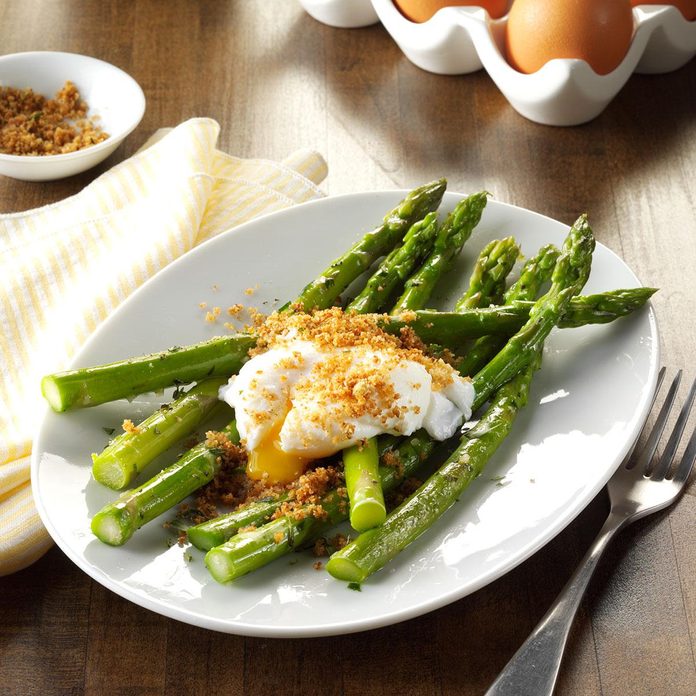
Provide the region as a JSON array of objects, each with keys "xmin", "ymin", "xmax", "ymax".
[{"xmin": 0, "ymin": 117, "xmax": 327, "ymax": 576}]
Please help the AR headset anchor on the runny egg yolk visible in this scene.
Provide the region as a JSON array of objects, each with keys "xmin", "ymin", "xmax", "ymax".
[{"xmin": 245, "ymin": 422, "xmax": 309, "ymax": 484}]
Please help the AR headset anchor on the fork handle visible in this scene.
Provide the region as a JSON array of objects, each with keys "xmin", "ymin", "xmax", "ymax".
[{"xmin": 485, "ymin": 511, "xmax": 626, "ymax": 696}]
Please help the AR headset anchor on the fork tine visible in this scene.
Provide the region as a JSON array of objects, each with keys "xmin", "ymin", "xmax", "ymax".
[
  {"xmin": 621, "ymin": 366, "xmax": 666, "ymax": 466},
  {"xmin": 630, "ymin": 369, "xmax": 681, "ymax": 473},
  {"xmin": 652, "ymin": 378, "xmax": 696, "ymax": 480},
  {"xmin": 672, "ymin": 403, "xmax": 696, "ymax": 486}
]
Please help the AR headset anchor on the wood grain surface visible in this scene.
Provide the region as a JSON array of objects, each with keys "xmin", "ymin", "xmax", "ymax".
[{"xmin": 1, "ymin": 2, "xmax": 694, "ymax": 695}]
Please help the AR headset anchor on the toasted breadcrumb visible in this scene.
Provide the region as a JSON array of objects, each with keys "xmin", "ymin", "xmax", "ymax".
[
  {"xmin": 387, "ymin": 476, "xmax": 422, "ymax": 507},
  {"xmin": 121, "ymin": 419, "xmax": 141, "ymax": 435},
  {"xmin": 382, "ymin": 449, "xmax": 404, "ymax": 478},
  {"xmin": 0, "ymin": 81, "xmax": 109, "ymax": 155},
  {"xmin": 247, "ymin": 307, "xmax": 459, "ymax": 437},
  {"xmin": 271, "ymin": 466, "xmax": 344, "ymax": 522},
  {"xmin": 313, "ymin": 533, "xmax": 349, "ymax": 557}
]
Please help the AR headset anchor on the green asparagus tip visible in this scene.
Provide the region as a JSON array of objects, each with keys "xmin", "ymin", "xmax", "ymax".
[
  {"xmin": 326, "ymin": 556, "xmax": 366, "ymax": 583},
  {"xmin": 350, "ymin": 499, "xmax": 387, "ymax": 533}
]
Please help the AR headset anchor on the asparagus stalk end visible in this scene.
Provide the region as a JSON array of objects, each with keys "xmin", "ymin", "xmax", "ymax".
[
  {"xmin": 92, "ymin": 454, "xmax": 133, "ymax": 491},
  {"xmin": 326, "ymin": 553, "xmax": 367, "ymax": 583},
  {"xmin": 41, "ymin": 375, "xmax": 71, "ymax": 413},
  {"xmin": 91, "ymin": 503, "xmax": 136, "ymax": 546}
]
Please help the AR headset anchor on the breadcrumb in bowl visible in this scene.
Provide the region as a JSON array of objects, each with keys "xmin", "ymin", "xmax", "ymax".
[
  {"xmin": 0, "ymin": 51, "xmax": 145, "ymax": 181},
  {"xmin": 1, "ymin": 81, "xmax": 110, "ymax": 156}
]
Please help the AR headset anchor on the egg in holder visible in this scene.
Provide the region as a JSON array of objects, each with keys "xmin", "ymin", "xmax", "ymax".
[{"xmin": 299, "ymin": 0, "xmax": 696, "ymax": 125}]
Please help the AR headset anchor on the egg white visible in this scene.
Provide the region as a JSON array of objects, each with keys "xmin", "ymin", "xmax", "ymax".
[{"xmin": 219, "ymin": 339, "xmax": 475, "ymax": 458}]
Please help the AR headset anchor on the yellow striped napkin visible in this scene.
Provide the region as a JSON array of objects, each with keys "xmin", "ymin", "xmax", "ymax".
[{"xmin": 0, "ymin": 117, "xmax": 327, "ymax": 575}]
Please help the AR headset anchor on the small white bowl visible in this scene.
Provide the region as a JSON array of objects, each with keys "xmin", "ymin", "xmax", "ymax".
[{"xmin": 0, "ymin": 51, "xmax": 145, "ymax": 181}]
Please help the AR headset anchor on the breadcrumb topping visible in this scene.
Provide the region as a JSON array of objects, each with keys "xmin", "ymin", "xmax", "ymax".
[
  {"xmin": 271, "ymin": 465, "xmax": 345, "ymax": 522},
  {"xmin": 121, "ymin": 419, "xmax": 141, "ymax": 435},
  {"xmin": 246, "ymin": 307, "xmax": 460, "ymax": 438}
]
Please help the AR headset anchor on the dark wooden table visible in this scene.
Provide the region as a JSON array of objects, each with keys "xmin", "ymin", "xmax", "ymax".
[{"xmin": 2, "ymin": 2, "xmax": 695, "ymax": 694}]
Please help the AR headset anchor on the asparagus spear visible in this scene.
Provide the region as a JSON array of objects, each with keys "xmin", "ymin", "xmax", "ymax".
[
  {"xmin": 326, "ymin": 356, "xmax": 540, "ymax": 583},
  {"xmin": 42, "ymin": 335, "xmax": 255, "ymax": 412},
  {"xmin": 456, "ymin": 244, "xmax": 559, "ymax": 376},
  {"xmin": 384, "ymin": 287, "xmax": 656, "ymax": 345},
  {"xmin": 341, "ymin": 214, "xmax": 466, "ymax": 531},
  {"xmin": 291, "ymin": 179, "xmax": 447, "ymax": 312},
  {"xmin": 391, "ymin": 191, "xmax": 489, "ymax": 313},
  {"xmin": 470, "ymin": 214, "xmax": 595, "ymax": 411},
  {"xmin": 92, "ymin": 378, "xmax": 228, "ymax": 490},
  {"xmin": 91, "ymin": 423, "xmax": 240, "ymax": 546},
  {"xmin": 454, "ymin": 237, "xmax": 520, "ymax": 311},
  {"xmin": 506, "ymin": 244, "xmax": 560, "ymax": 302},
  {"xmin": 187, "ymin": 493, "xmax": 291, "ymax": 550},
  {"xmin": 343, "ymin": 437, "xmax": 385, "ymax": 532},
  {"xmin": 346, "ymin": 212, "xmax": 439, "ymax": 314}
]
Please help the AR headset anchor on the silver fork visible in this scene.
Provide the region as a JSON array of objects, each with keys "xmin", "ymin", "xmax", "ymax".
[{"xmin": 485, "ymin": 367, "xmax": 696, "ymax": 696}]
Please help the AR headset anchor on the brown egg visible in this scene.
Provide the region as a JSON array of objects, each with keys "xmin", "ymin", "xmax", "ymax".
[
  {"xmin": 394, "ymin": 1, "xmax": 509, "ymax": 23},
  {"xmin": 630, "ymin": 1, "xmax": 696, "ymax": 21},
  {"xmin": 505, "ymin": 0, "xmax": 635, "ymax": 75}
]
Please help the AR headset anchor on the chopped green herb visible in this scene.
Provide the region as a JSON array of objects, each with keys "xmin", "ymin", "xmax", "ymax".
[{"xmin": 348, "ymin": 582, "xmax": 362, "ymax": 592}]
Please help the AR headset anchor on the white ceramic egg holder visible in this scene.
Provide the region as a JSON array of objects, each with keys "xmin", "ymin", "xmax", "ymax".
[{"xmin": 298, "ymin": 0, "xmax": 696, "ymax": 126}]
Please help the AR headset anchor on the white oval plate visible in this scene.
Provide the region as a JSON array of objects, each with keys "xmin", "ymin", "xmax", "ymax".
[{"xmin": 32, "ymin": 191, "xmax": 659, "ymax": 637}]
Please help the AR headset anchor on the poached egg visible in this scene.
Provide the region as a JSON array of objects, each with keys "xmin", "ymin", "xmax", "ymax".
[{"xmin": 219, "ymin": 338, "xmax": 475, "ymax": 484}]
